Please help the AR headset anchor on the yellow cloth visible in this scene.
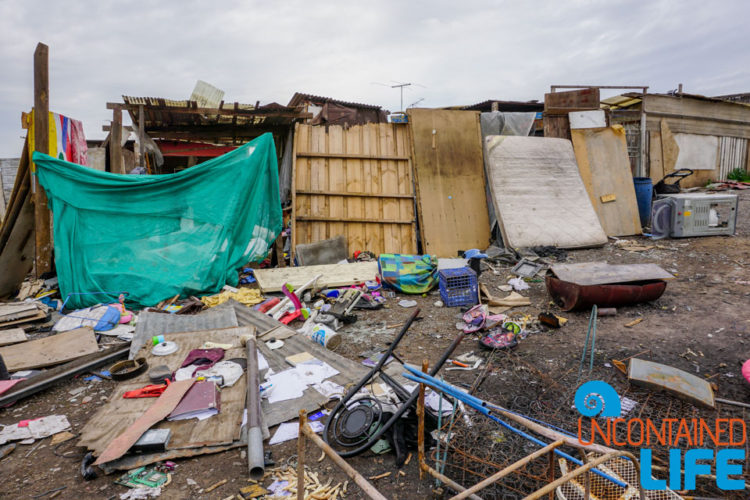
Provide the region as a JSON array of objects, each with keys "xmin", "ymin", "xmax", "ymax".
[{"xmin": 201, "ymin": 288, "xmax": 264, "ymax": 308}]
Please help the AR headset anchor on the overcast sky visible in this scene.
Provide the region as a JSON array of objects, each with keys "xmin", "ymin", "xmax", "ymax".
[{"xmin": 1, "ymin": 0, "xmax": 748, "ymax": 157}]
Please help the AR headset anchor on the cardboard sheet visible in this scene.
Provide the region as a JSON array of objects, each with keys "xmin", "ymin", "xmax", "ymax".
[{"xmin": 484, "ymin": 136, "xmax": 607, "ymax": 248}]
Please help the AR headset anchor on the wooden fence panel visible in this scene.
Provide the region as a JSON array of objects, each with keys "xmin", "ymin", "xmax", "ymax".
[{"xmin": 292, "ymin": 123, "xmax": 417, "ymax": 260}]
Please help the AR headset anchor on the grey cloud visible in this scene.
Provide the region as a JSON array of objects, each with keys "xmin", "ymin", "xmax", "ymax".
[{"xmin": 1, "ymin": 0, "xmax": 748, "ymax": 156}]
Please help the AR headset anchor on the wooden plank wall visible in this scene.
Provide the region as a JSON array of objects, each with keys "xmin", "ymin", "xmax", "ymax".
[
  {"xmin": 408, "ymin": 109, "xmax": 490, "ymax": 257},
  {"xmin": 543, "ymin": 88, "xmax": 601, "ymax": 139},
  {"xmin": 291, "ymin": 123, "xmax": 417, "ymax": 260}
]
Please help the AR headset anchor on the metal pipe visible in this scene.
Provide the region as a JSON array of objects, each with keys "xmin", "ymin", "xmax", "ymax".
[
  {"xmin": 402, "ymin": 369, "xmax": 627, "ymax": 487},
  {"xmin": 245, "ymin": 335, "xmax": 264, "ymax": 480},
  {"xmin": 417, "ymin": 360, "xmax": 428, "ymax": 481},
  {"xmin": 299, "ymin": 410, "xmax": 388, "ymax": 500},
  {"xmin": 449, "ymin": 441, "xmax": 565, "ymax": 500}
]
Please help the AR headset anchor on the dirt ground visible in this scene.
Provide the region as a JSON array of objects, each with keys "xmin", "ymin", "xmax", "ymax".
[{"xmin": 1, "ymin": 190, "xmax": 749, "ymax": 500}]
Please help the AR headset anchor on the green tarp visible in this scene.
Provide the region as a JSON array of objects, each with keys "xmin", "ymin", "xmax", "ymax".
[{"xmin": 34, "ymin": 134, "xmax": 282, "ymax": 308}]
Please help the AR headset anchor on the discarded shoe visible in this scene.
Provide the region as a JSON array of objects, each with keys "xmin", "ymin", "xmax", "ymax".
[{"xmin": 479, "ymin": 328, "xmax": 518, "ymax": 350}]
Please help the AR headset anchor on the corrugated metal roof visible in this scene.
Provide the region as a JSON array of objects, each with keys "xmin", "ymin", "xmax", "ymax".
[
  {"xmin": 129, "ymin": 307, "xmax": 239, "ymax": 359},
  {"xmin": 120, "ymin": 96, "xmax": 304, "ymax": 144},
  {"xmin": 461, "ymin": 99, "xmax": 544, "ymax": 112},
  {"xmin": 288, "ymin": 92, "xmax": 383, "ymax": 110}
]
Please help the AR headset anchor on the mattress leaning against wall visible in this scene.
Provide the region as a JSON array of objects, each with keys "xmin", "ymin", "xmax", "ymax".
[
  {"xmin": 484, "ymin": 136, "xmax": 608, "ymax": 249},
  {"xmin": 34, "ymin": 133, "xmax": 282, "ymax": 308}
]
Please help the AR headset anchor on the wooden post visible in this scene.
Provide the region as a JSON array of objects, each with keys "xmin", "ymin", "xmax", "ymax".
[
  {"xmin": 297, "ymin": 410, "xmax": 306, "ymax": 500},
  {"xmin": 138, "ymin": 104, "xmax": 145, "ymax": 167},
  {"xmin": 110, "ymin": 105, "xmax": 123, "ymax": 174},
  {"xmin": 33, "ymin": 42, "xmax": 52, "ymax": 276}
]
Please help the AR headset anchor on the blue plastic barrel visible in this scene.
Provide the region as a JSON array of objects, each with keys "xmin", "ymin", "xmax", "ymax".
[{"xmin": 633, "ymin": 177, "xmax": 653, "ymax": 227}]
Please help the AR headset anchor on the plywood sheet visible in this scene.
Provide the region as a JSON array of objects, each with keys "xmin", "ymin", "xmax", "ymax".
[
  {"xmin": 673, "ymin": 133, "xmax": 719, "ymax": 171},
  {"xmin": 0, "ymin": 194, "xmax": 34, "ymax": 298},
  {"xmin": 254, "ymin": 261, "xmax": 378, "ymax": 293},
  {"xmin": 0, "ymin": 327, "xmax": 98, "ymax": 371},
  {"xmin": 407, "ymin": 109, "xmax": 490, "ymax": 256},
  {"xmin": 484, "ymin": 136, "xmax": 607, "ymax": 248},
  {"xmin": 93, "ymin": 379, "xmax": 195, "ymax": 465},
  {"xmin": 549, "ymin": 262, "xmax": 674, "ymax": 286},
  {"xmin": 0, "ymin": 328, "xmax": 28, "ymax": 347},
  {"xmin": 79, "ymin": 327, "xmax": 252, "ymax": 457},
  {"xmin": 629, "ymin": 358, "xmax": 714, "ymax": 408},
  {"xmin": 571, "ymin": 126, "xmax": 642, "ymax": 236},
  {"xmin": 292, "ymin": 123, "xmax": 417, "ymax": 258}
]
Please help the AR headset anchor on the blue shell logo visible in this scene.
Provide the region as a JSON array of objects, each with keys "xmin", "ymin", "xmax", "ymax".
[{"xmin": 574, "ymin": 381, "xmax": 621, "ymax": 417}]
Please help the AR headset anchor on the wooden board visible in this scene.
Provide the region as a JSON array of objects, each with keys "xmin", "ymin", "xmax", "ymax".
[
  {"xmin": 0, "ymin": 327, "xmax": 98, "ymax": 371},
  {"xmin": 544, "ymin": 89, "xmax": 601, "ymax": 139},
  {"xmin": 571, "ymin": 126, "xmax": 642, "ymax": 236},
  {"xmin": 0, "ymin": 328, "xmax": 28, "ymax": 347},
  {"xmin": 648, "ymin": 130, "xmax": 664, "ymax": 183},
  {"xmin": 629, "ymin": 358, "xmax": 714, "ymax": 408},
  {"xmin": 0, "ymin": 194, "xmax": 34, "ymax": 299},
  {"xmin": 79, "ymin": 327, "xmax": 252, "ymax": 457},
  {"xmin": 253, "ymin": 261, "xmax": 378, "ymax": 293},
  {"xmin": 93, "ymin": 379, "xmax": 195, "ymax": 465},
  {"xmin": 292, "ymin": 123, "xmax": 417, "ymax": 258},
  {"xmin": 407, "ymin": 109, "xmax": 490, "ymax": 256},
  {"xmin": 549, "ymin": 262, "xmax": 674, "ymax": 286},
  {"xmin": 484, "ymin": 136, "xmax": 607, "ymax": 248}
]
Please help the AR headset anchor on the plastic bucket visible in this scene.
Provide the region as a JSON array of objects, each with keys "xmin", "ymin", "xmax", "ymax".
[
  {"xmin": 633, "ymin": 177, "xmax": 653, "ymax": 227},
  {"xmin": 306, "ymin": 324, "xmax": 342, "ymax": 350}
]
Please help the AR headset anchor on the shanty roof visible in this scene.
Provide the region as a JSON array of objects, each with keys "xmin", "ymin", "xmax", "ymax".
[
  {"xmin": 602, "ymin": 92, "xmax": 750, "ymax": 109},
  {"xmin": 120, "ymin": 96, "xmax": 307, "ymax": 143},
  {"xmin": 460, "ymin": 99, "xmax": 543, "ymax": 112},
  {"xmin": 288, "ymin": 92, "xmax": 383, "ymax": 110}
]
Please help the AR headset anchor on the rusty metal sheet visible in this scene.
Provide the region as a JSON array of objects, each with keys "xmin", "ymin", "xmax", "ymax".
[
  {"xmin": 629, "ymin": 358, "xmax": 715, "ymax": 408},
  {"xmin": 549, "ymin": 262, "xmax": 674, "ymax": 286},
  {"xmin": 546, "ymin": 276, "xmax": 667, "ymax": 311}
]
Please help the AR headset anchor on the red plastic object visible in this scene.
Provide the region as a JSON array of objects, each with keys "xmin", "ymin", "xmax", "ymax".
[
  {"xmin": 742, "ymin": 359, "xmax": 750, "ymax": 385},
  {"xmin": 546, "ymin": 276, "xmax": 667, "ymax": 311},
  {"xmin": 279, "ymin": 310, "xmax": 302, "ymax": 325},
  {"xmin": 123, "ymin": 381, "xmax": 170, "ymax": 399},
  {"xmin": 256, "ymin": 297, "xmax": 280, "ymax": 313}
]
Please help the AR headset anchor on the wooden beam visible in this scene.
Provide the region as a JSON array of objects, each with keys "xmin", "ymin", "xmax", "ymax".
[
  {"xmin": 296, "ymin": 152, "xmax": 410, "ymax": 161},
  {"xmin": 138, "ymin": 105, "xmax": 145, "ymax": 167},
  {"xmin": 110, "ymin": 106, "xmax": 123, "ymax": 173},
  {"xmin": 295, "ymin": 190, "xmax": 414, "ymax": 199},
  {"xmin": 33, "ymin": 42, "xmax": 52, "ymax": 277},
  {"xmin": 295, "ymin": 216, "xmax": 415, "ymax": 224}
]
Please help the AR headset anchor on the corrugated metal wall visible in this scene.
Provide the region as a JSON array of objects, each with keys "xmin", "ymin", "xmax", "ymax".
[{"xmin": 718, "ymin": 136, "xmax": 748, "ymax": 180}]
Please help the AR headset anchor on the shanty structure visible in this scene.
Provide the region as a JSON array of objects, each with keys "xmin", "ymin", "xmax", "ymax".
[
  {"xmin": 288, "ymin": 92, "xmax": 388, "ymax": 127},
  {"xmin": 102, "ymin": 97, "xmax": 309, "ymax": 174},
  {"xmin": 603, "ymin": 92, "xmax": 750, "ymax": 187}
]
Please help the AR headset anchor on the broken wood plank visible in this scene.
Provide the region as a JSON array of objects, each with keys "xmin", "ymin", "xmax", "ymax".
[
  {"xmin": 0, "ymin": 328, "xmax": 28, "ymax": 347},
  {"xmin": 254, "ymin": 262, "xmax": 378, "ymax": 293},
  {"xmin": 94, "ymin": 378, "xmax": 196, "ymax": 465},
  {"xmin": 0, "ymin": 326, "xmax": 98, "ymax": 371}
]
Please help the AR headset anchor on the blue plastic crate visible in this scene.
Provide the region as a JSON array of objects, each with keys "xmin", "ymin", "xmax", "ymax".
[{"xmin": 439, "ymin": 267, "xmax": 478, "ymax": 307}]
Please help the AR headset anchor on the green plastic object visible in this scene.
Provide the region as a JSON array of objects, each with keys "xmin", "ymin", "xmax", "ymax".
[
  {"xmin": 115, "ymin": 466, "xmax": 169, "ymax": 488},
  {"xmin": 33, "ymin": 134, "xmax": 282, "ymax": 308}
]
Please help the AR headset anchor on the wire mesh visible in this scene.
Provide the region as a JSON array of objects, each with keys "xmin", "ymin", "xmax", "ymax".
[{"xmin": 424, "ymin": 350, "xmax": 749, "ymax": 499}]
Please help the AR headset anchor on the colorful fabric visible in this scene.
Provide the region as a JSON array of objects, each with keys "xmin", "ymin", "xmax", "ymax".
[
  {"xmin": 28, "ymin": 111, "xmax": 88, "ymax": 168},
  {"xmin": 34, "ymin": 135, "xmax": 282, "ymax": 308},
  {"xmin": 378, "ymin": 253, "xmax": 438, "ymax": 294}
]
